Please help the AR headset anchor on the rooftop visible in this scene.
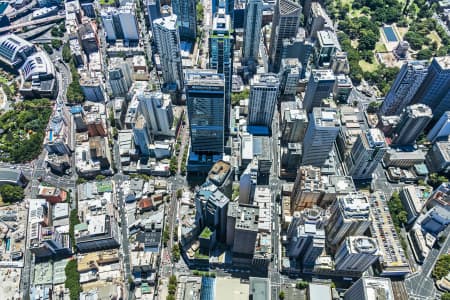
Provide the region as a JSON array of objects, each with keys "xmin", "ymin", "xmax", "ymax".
[{"xmin": 207, "ymin": 160, "xmax": 231, "ymax": 187}]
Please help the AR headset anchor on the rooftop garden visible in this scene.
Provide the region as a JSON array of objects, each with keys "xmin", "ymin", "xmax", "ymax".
[{"xmin": 199, "ymin": 227, "xmax": 213, "ymax": 239}]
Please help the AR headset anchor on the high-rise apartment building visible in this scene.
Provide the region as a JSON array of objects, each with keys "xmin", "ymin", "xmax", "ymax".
[
  {"xmin": 248, "ymin": 73, "xmax": 280, "ymax": 128},
  {"xmin": 411, "ymin": 56, "xmax": 450, "ymax": 121},
  {"xmin": 392, "ymin": 104, "xmax": 432, "ymax": 146},
  {"xmin": 137, "ymin": 92, "xmax": 174, "ymax": 137},
  {"xmin": 209, "ymin": 9, "xmax": 232, "ymax": 134},
  {"xmin": 302, "ymin": 107, "xmax": 340, "ymax": 167},
  {"xmin": 185, "ymin": 70, "xmax": 225, "ymax": 154},
  {"xmin": 346, "ymin": 129, "xmax": 388, "ymax": 181},
  {"xmin": 380, "ymin": 61, "xmax": 428, "ymax": 116},
  {"xmin": 171, "ymin": 0, "xmax": 197, "ymax": 40},
  {"xmin": 269, "ymin": 0, "xmax": 301, "ymax": 72},
  {"xmin": 243, "ymin": 0, "xmax": 263, "ymax": 64},
  {"xmin": 427, "ymin": 111, "xmax": 450, "ymax": 143},
  {"xmin": 335, "ymin": 236, "xmax": 381, "ymax": 273},
  {"xmin": 326, "ymin": 193, "xmax": 371, "ymax": 246},
  {"xmin": 303, "ymin": 69, "xmax": 335, "ymax": 113},
  {"xmin": 118, "ymin": 3, "xmax": 139, "ymax": 42},
  {"xmin": 153, "ymin": 14, "xmax": 184, "ymax": 92}
]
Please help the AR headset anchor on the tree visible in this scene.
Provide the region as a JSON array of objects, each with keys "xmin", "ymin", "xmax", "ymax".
[
  {"xmin": 358, "ymin": 30, "xmax": 378, "ymax": 51},
  {"xmin": 442, "ymin": 293, "xmax": 450, "ymax": 300},
  {"xmin": 416, "ymin": 48, "xmax": 433, "ymax": 60},
  {"xmin": 279, "ymin": 291, "xmax": 285, "ymax": 300},
  {"xmin": 176, "ymin": 189, "xmax": 183, "ymax": 199},
  {"xmin": 367, "ymin": 101, "xmax": 380, "ymax": 113},
  {"xmin": 62, "ymin": 43, "xmax": 72, "ymax": 63},
  {"xmin": 172, "ymin": 243, "xmax": 181, "ymax": 262},
  {"xmin": 432, "ymin": 254, "xmax": 450, "ymax": 280},
  {"xmin": 0, "ymin": 184, "xmax": 24, "ymax": 203},
  {"xmin": 65, "ymin": 259, "xmax": 81, "ymax": 300},
  {"xmin": 51, "ymin": 39, "xmax": 62, "ymax": 49},
  {"xmin": 95, "ymin": 175, "xmax": 106, "ymax": 180},
  {"xmin": 43, "ymin": 44, "xmax": 53, "ymax": 55},
  {"xmin": 428, "ymin": 173, "xmax": 447, "ymax": 188},
  {"xmin": 196, "ymin": 3, "xmax": 204, "ymax": 24},
  {"xmin": 296, "ymin": 280, "xmax": 308, "ymax": 289}
]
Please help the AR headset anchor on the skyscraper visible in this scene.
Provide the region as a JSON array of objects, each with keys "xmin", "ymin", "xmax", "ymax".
[
  {"xmin": 335, "ymin": 236, "xmax": 381, "ymax": 273},
  {"xmin": 146, "ymin": 0, "xmax": 161, "ymax": 30},
  {"xmin": 227, "ymin": 202, "xmax": 259, "ymax": 256},
  {"xmin": 427, "ymin": 111, "xmax": 450, "ymax": 143},
  {"xmin": 133, "ymin": 115, "xmax": 152, "ymax": 156},
  {"xmin": 109, "ymin": 66, "xmax": 132, "ymax": 97},
  {"xmin": 346, "ymin": 129, "xmax": 388, "ymax": 181},
  {"xmin": 243, "ymin": 0, "xmax": 263, "ymax": 64},
  {"xmin": 185, "ymin": 70, "xmax": 225, "ymax": 154},
  {"xmin": 316, "ymin": 30, "xmax": 339, "ymax": 67},
  {"xmin": 118, "ymin": 3, "xmax": 139, "ymax": 42},
  {"xmin": 269, "ymin": 0, "xmax": 301, "ymax": 72},
  {"xmin": 248, "ymin": 73, "xmax": 280, "ymax": 128},
  {"xmin": 137, "ymin": 92, "xmax": 174, "ymax": 137},
  {"xmin": 281, "ymin": 28, "xmax": 314, "ymax": 79},
  {"xmin": 303, "ymin": 69, "xmax": 335, "ymax": 113},
  {"xmin": 326, "ymin": 193, "xmax": 371, "ymax": 246},
  {"xmin": 411, "ymin": 56, "xmax": 450, "ymax": 121},
  {"xmin": 279, "ymin": 58, "xmax": 301, "ymax": 96},
  {"xmin": 195, "ymin": 183, "xmax": 230, "ymax": 243},
  {"xmin": 171, "ymin": 0, "xmax": 197, "ymax": 40},
  {"xmin": 302, "ymin": 107, "xmax": 340, "ymax": 167},
  {"xmin": 287, "ymin": 207, "xmax": 326, "ymax": 268},
  {"xmin": 380, "ymin": 61, "xmax": 428, "ymax": 116},
  {"xmin": 209, "ymin": 9, "xmax": 232, "ymax": 135},
  {"xmin": 281, "ymin": 106, "xmax": 308, "ymax": 144},
  {"xmin": 344, "ymin": 277, "xmax": 394, "ymax": 300},
  {"xmin": 153, "ymin": 14, "xmax": 184, "ymax": 92},
  {"xmin": 392, "ymin": 104, "xmax": 432, "ymax": 146}
]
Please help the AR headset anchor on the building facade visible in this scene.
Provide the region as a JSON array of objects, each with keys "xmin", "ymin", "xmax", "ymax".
[{"xmin": 248, "ymin": 73, "xmax": 280, "ymax": 128}]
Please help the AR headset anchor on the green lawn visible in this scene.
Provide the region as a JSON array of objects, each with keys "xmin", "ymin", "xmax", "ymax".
[
  {"xmin": 428, "ymin": 31, "xmax": 442, "ymax": 48},
  {"xmin": 375, "ymin": 42, "xmax": 388, "ymax": 53},
  {"xmin": 359, "ymin": 60, "xmax": 379, "ymax": 72},
  {"xmin": 99, "ymin": 0, "xmax": 115, "ymax": 5}
]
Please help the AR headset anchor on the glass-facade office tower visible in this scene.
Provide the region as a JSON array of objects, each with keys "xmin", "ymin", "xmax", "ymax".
[
  {"xmin": 209, "ymin": 9, "xmax": 232, "ymax": 136},
  {"xmin": 186, "ymin": 70, "xmax": 225, "ymax": 154}
]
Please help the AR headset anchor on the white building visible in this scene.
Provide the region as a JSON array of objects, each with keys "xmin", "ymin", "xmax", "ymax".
[
  {"xmin": 344, "ymin": 277, "xmax": 394, "ymax": 300},
  {"xmin": 153, "ymin": 14, "xmax": 184, "ymax": 91},
  {"xmin": 326, "ymin": 193, "xmax": 371, "ymax": 246},
  {"xmin": 335, "ymin": 236, "xmax": 381, "ymax": 273},
  {"xmin": 302, "ymin": 107, "xmax": 340, "ymax": 167},
  {"xmin": 248, "ymin": 73, "xmax": 280, "ymax": 128},
  {"xmin": 119, "ymin": 3, "xmax": 139, "ymax": 42},
  {"xmin": 346, "ymin": 129, "xmax": 388, "ymax": 181},
  {"xmin": 137, "ymin": 91, "xmax": 174, "ymax": 137}
]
